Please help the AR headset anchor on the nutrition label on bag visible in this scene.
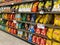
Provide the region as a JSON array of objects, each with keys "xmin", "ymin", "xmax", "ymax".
[{"xmin": 37, "ymin": 23, "xmax": 45, "ymax": 29}]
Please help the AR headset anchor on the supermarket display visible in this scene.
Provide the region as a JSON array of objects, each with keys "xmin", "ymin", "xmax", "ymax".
[
  {"xmin": 0, "ymin": 0, "xmax": 52, "ymax": 13},
  {"xmin": 0, "ymin": 0, "xmax": 60, "ymax": 45},
  {"xmin": 0, "ymin": 0, "xmax": 36, "ymax": 3}
]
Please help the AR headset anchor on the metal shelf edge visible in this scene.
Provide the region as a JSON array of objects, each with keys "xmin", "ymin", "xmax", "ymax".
[
  {"xmin": 2, "ymin": 18, "xmax": 60, "ymax": 29},
  {"xmin": 0, "ymin": 0, "xmax": 43, "ymax": 7}
]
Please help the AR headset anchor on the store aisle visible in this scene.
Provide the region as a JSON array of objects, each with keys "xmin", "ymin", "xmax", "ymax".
[{"xmin": 0, "ymin": 30, "xmax": 31, "ymax": 45}]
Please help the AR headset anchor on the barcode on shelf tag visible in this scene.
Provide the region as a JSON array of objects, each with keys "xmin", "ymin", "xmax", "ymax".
[
  {"xmin": 13, "ymin": 20, "xmax": 17, "ymax": 23},
  {"xmin": 39, "ymin": 11, "xmax": 44, "ymax": 14},
  {"xmin": 37, "ymin": 23, "xmax": 45, "ymax": 29}
]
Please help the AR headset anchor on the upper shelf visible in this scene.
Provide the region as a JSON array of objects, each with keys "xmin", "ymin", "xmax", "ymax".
[
  {"xmin": 0, "ymin": 0, "xmax": 43, "ymax": 7},
  {"xmin": 0, "ymin": 11, "xmax": 60, "ymax": 14}
]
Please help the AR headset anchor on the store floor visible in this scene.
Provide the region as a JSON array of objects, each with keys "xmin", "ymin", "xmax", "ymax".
[{"xmin": 0, "ymin": 30, "xmax": 31, "ymax": 45}]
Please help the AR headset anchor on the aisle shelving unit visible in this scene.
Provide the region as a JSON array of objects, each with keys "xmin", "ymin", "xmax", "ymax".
[
  {"xmin": 0, "ymin": 0, "xmax": 60, "ymax": 45},
  {"xmin": 2, "ymin": 18, "xmax": 60, "ymax": 29},
  {"xmin": 0, "ymin": 0, "xmax": 43, "ymax": 7},
  {"xmin": 0, "ymin": 11, "xmax": 60, "ymax": 14},
  {"xmin": 0, "ymin": 22, "xmax": 60, "ymax": 43},
  {"xmin": 0, "ymin": 23, "xmax": 60, "ymax": 43}
]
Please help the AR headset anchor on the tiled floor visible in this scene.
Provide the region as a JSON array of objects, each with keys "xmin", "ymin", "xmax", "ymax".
[{"xmin": 0, "ymin": 30, "xmax": 31, "ymax": 45}]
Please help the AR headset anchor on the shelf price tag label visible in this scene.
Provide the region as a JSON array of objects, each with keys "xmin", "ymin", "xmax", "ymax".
[
  {"xmin": 11, "ymin": 3, "xmax": 14, "ymax": 5},
  {"xmin": 13, "ymin": 20, "xmax": 17, "ymax": 23},
  {"xmin": 37, "ymin": 23, "xmax": 45, "ymax": 29},
  {"xmin": 1, "ymin": 18, "xmax": 2, "ymax": 20},
  {"xmin": 0, "ymin": 18, "xmax": 2, "ymax": 20},
  {"xmin": 12, "ymin": 12, "xmax": 15, "ymax": 13},
  {"xmin": 39, "ymin": 11, "xmax": 44, "ymax": 14}
]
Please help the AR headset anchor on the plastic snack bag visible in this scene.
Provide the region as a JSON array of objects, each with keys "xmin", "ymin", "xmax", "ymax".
[
  {"xmin": 53, "ymin": 29, "xmax": 60, "ymax": 42},
  {"xmin": 47, "ymin": 28, "xmax": 53, "ymax": 39}
]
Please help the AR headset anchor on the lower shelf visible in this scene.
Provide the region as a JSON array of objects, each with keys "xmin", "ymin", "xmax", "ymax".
[
  {"xmin": 0, "ymin": 24, "xmax": 60, "ymax": 43},
  {"xmin": 0, "ymin": 29, "xmax": 36, "ymax": 45}
]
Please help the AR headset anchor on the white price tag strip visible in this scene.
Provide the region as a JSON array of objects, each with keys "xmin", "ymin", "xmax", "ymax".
[
  {"xmin": 39, "ymin": 11, "xmax": 44, "ymax": 14},
  {"xmin": 11, "ymin": 3, "xmax": 14, "ymax": 5},
  {"xmin": 12, "ymin": 12, "xmax": 14, "ymax": 13},
  {"xmin": 37, "ymin": 23, "xmax": 45, "ymax": 29},
  {"xmin": 1, "ymin": 18, "xmax": 2, "ymax": 20},
  {"xmin": 13, "ymin": 20, "xmax": 17, "ymax": 23},
  {"xmin": 0, "ymin": 18, "xmax": 2, "ymax": 20}
]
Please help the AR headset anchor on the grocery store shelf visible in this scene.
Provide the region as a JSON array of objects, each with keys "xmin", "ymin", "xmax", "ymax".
[
  {"xmin": 0, "ymin": 24, "xmax": 49, "ymax": 39},
  {"xmin": 0, "ymin": 12, "xmax": 60, "ymax": 14},
  {"xmin": 44, "ymin": 12, "xmax": 60, "ymax": 14},
  {"xmin": 0, "ymin": 12, "xmax": 39, "ymax": 14},
  {"xmin": 0, "ymin": 28, "xmax": 36, "ymax": 45},
  {"xmin": 0, "ymin": 23, "xmax": 34, "ymax": 34},
  {"xmin": 2, "ymin": 18, "xmax": 60, "ymax": 29},
  {"xmin": 0, "ymin": 0, "xmax": 43, "ymax": 7},
  {"xmin": 0, "ymin": 24, "xmax": 49, "ymax": 41},
  {"xmin": 52, "ymin": 38, "xmax": 60, "ymax": 43},
  {"xmin": 0, "ymin": 0, "xmax": 60, "ymax": 45},
  {"xmin": 0, "ymin": 1, "xmax": 16, "ymax": 7},
  {"xmin": 2, "ymin": 18, "xmax": 36, "ymax": 25},
  {"xmin": 17, "ymin": 21, "xmax": 36, "ymax": 25},
  {"xmin": 36, "ymin": 12, "xmax": 60, "ymax": 14},
  {"xmin": 0, "ymin": 24, "xmax": 60, "ymax": 43}
]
